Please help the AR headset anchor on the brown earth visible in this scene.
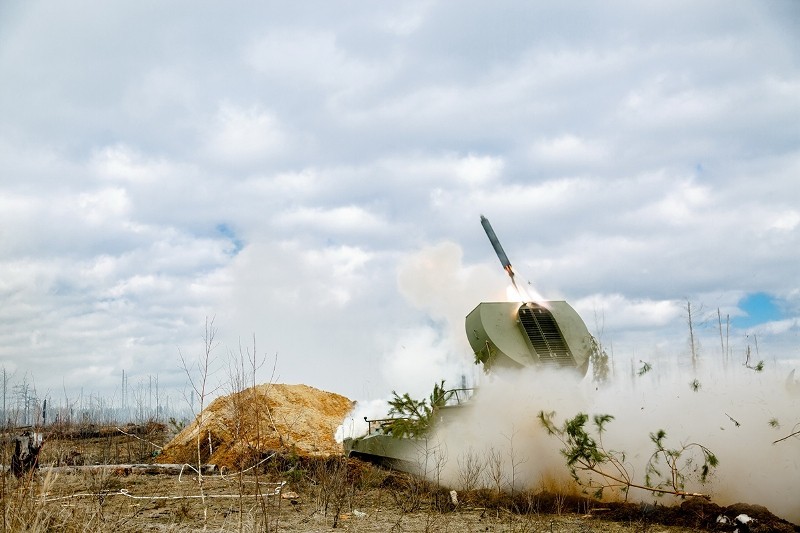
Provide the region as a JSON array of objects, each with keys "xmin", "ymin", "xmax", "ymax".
[
  {"xmin": 3, "ymin": 414, "xmax": 797, "ymax": 532},
  {"xmin": 157, "ymin": 383, "xmax": 354, "ymax": 469},
  {"xmin": 6, "ymin": 456, "xmax": 797, "ymax": 532}
]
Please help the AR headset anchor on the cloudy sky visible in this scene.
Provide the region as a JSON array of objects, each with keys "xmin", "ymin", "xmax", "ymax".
[{"xmin": 1, "ymin": 1, "xmax": 798, "ymax": 409}]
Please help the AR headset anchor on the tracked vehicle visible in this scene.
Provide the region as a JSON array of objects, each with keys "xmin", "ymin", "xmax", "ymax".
[{"xmin": 343, "ymin": 216, "xmax": 593, "ymax": 468}]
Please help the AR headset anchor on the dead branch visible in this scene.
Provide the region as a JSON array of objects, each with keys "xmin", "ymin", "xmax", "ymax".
[
  {"xmin": 773, "ymin": 429, "xmax": 800, "ymax": 445},
  {"xmin": 40, "ymin": 463, "xmax": 216, "ymax": 475},
  {"xmin": 115, "ymin": 426, "xmax": 163, "ymax": 449},
  {"xmin": 724, "ymin": 413, "xmax": 741, "ymax": 427},
  {"xmin": 40, "ymin": 482, "xmax": 286, "ymax": 503}
]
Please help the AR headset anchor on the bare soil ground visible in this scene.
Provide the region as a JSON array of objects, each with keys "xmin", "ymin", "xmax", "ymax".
[
  {"xmin": 0, "ymin": 468, "xmax": 706, "ymax": 532},
  {"xmin": 3, "ymin": 449, "xmax": 797, "ymax": 532}
]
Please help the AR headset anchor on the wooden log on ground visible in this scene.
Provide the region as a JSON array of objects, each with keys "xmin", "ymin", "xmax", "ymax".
[{"xmin": 37, "ymin": 463, "xmax": 218, "ymax": 475}]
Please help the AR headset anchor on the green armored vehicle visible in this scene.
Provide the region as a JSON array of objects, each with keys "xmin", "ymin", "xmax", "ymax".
[
  {"xmin": 342, "ymin": 299, "xmax": 593, "ymax": 468},
  {"xmin": 342, "ymin": 217, "xmax": 594, "ymax": 468}
]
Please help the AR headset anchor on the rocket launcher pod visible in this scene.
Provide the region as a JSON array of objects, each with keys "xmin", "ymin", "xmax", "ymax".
[{"xmin": 466, "ymin": 301, "xmax": 592, "ymax": 375}]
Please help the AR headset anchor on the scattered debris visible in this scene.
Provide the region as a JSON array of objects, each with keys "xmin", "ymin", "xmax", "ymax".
[
  {"xmin": 734, "ymin": 513, "xmax": 754, "ymax": 533},
  {"xmin": 596, "ymin": 497, "xmax": 797, "ymax": 532},
  {"xmin": 725, "ymin": 413, "xmax": 742, "ymax": 427}
]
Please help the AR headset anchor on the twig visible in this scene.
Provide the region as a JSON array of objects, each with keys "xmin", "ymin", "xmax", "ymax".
[
  {"xmin": 114, "ymin": 427, "xmax": 163, "ymax": 449},
  {"xmin": 218, "ymin": 452, "xmax": 276, "ymax": 479},
  {"xmin": 773, "ymin": 429, "xmax": 800, "ymax": 445},
  {"xmin": 724, "ymin": 413, "xmax": 741, "ymax": 427},
  {"xmin": 578, "ymin": 462, "xmax": 712, "ymax": 500}
]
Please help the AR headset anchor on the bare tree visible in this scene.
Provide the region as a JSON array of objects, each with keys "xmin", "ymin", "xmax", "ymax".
[
  {"xmin": 687, "ymin": 300, "xmax": 697, "ymax": 374},
  {"xmin": 485, "ymin": 446, "xmax": 506, "ymax": 498},
  {"xmin": 179, "ymin": 316, "xmax": 221, "ymax": 526},
  {"xmin": 505, "ymin": 426, "xmax": 527, "ymax": 496},
  {"xmin": 717, "ymin": 308, "xmax": 726, "ymax": 371},
  {"xmin": 456, "ymin": 447, "xmax": 484, "ymax": 491}
]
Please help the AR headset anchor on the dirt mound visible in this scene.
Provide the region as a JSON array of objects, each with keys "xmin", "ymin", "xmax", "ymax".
[
  {"xmin": 602, "ymin": 497, "xmax": 799, "ymax": 532},
  {"xmin": 158, "ymin": 383, "xmax": 353, "ymax": 470}
]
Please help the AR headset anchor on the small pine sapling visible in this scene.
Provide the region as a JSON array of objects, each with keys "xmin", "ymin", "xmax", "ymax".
[
  {"xmin": 539, "ymin": 411, "xmax": 718, "ymax": 501},
  {"xmin": 385, "ymin": 380, "xmax": 449, "ymax": 438}
]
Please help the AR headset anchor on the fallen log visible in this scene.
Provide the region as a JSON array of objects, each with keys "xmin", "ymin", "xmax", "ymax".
[{"xmin": 37, "ymin": 463, "xmax": 217, "ymax": 475}]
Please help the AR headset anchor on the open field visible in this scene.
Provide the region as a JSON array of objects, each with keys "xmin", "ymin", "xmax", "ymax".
[
  {"xmin": 1, "ymin": 428, "xmax": 797, "ymax": 532},
  {"xmin": 0, "ymin": 462, "xmax": 734, "ymax": 532}
]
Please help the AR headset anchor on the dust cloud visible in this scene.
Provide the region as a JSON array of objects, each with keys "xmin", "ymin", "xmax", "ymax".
[{"xmin": 430, "ymin": 362, "xmax": 800, "ymax": 523}]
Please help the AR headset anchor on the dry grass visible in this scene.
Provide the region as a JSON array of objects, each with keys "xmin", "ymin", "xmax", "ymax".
[
  {"xmin": 1, "ymin": 449, "xmax": 796, "ymax": 532},
  {"xmin": 2, "ymin": 400, "xmax": 796, "ymax": 533},
  {"xmin": 0, "ymin": 455, "xmax": 684, "ymax": 533}
]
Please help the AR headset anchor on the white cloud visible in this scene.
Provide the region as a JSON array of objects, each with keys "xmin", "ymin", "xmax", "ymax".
[
  {"xmin": 107, "ymin": 274, "xmax": 174, "ymax": 299},
  {"xmin": 453, "ymin": 154, "xmax": 504, "ymax": 186},
  {"xmin": 76, "ymin": 187, "xmax": 130, "ymax": 225},
  {"xmin": 248, "ymin": 169, "xmax": 320, "ymax": 197},
  {"xmin": 206, "ymin": 102, "xmax": 287, "ymax": 162},
  {"xmin": 244, "ymin": 30, "xmax": 389, "ymax": 90},
  {"xmin": 377, "ymin": 153, "xmax": 504, "ymax": 193},
  {"xmin": 622, "ymin": 77, "xmax": 729, "ymax": 127},
  {"xmin": 91, "ymin": 144, "xmax": 177, "ymax": 184},
  {"xmin": 377, "ymin": 1, "xmax": 433, "ymax": 36},
  {"xmin": 573, "ymin": 293, "xmax": 683, "ymax": 331},
  {"xmin": 302, "ymin": 244, "xmax": 373, "ymax": 286},
  {"xmin": 529, "ymin": 134, "xmax": 608, "ymax": 166},
  {"xmin": 640, "ymin": 178, "xmax": 712, "ymax": 226},
  {"xmin": 445, "ymin": 177, "xmax": 593, "ymax": 217},
  {"xmin": 276, "ymin": 205, "xmax": 388, "ymax": 235},
  {"xmin": 757, "ymin": 318, "xmax": 798, "ymax": 336},
  {"xmin": 769, "ymin": 210, "xmax": 800, "ymax": 232},
  {"xmin": 123, "ymin": 67, "xmax": 198, "ymax": 118}
]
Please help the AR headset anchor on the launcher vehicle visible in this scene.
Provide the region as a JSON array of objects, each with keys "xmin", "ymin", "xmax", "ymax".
[{"xmin": 343, "ymin": 217, "xmax": 593, "ymax": 468}]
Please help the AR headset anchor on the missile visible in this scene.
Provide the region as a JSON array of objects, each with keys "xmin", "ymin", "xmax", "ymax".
[{"xmin": 480, "ymin": 215, "xmax": 513, "ymax": 274}]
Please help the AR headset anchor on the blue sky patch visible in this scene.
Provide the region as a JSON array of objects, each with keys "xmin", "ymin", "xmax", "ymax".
[
  {"xmin": 216, "ymin": 223, "xmax": 244, "ymax": 256},
  {"xmin": 733, "ymin": 292, "xmax": 784, "ymax": 329}
]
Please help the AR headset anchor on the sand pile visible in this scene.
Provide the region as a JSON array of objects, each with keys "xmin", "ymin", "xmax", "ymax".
[{"xmin": 158, "ymin": 383, "xmax": 353, "ymax": 469}]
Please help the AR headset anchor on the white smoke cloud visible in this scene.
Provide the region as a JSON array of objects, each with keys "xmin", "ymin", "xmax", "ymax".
[
  {"xmin": 397, "ymin": 241, "xmax": 505, "ymax": 340},
  {"xmin": 338, "ymin": 242, "xmax": 497, "ymax": 440},
  {"xmin": 335, "ymin": 398, "xmax": 389, "ymax": 442},
  {"xmin": 431, "ymin": 362, "xmax": 800, "ymax": 523}
]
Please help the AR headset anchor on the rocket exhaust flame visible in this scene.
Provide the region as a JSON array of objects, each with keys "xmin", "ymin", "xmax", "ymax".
[{"xmin": 508, "ymin": 270, "xmax": 532, "ymax": 302}]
